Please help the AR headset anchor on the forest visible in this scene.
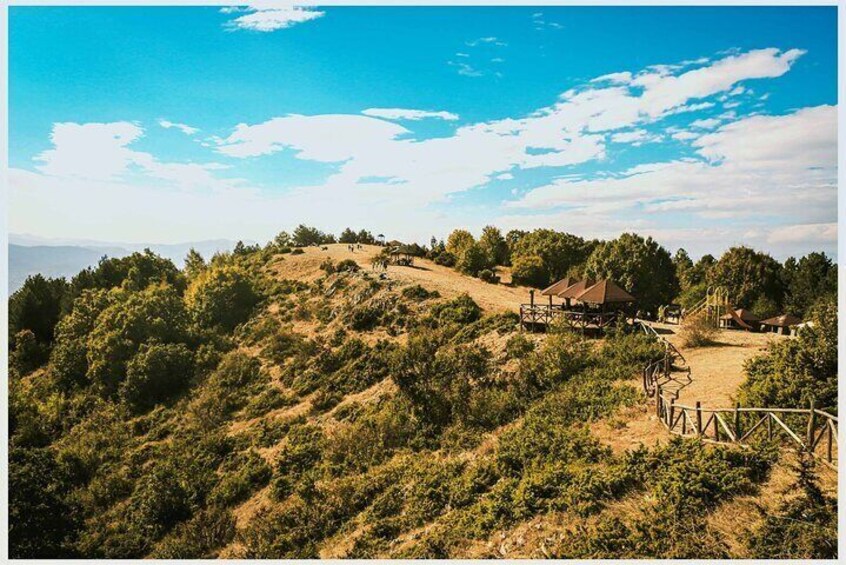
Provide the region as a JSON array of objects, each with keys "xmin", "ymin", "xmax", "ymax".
[{"xmin": 7, "ymin": 225, "xmax": 838, "ymax": 559}]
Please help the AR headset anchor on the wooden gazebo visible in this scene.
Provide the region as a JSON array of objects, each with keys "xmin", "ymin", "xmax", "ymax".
[
  {"xmin": 388, "ymin": 245, "xmax": 415, "ymax": 266},
  {"xmin": 520, "ymin": 278, "xmax": 636, "ymax": 333}
]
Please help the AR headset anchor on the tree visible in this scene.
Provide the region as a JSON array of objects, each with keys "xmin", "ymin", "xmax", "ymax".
[
  {"xmin": 185, "ymin": 265, "xmax": 260, "ymax": 332},
  {"xmin": 273, "ymin": 231, "xmax": 292, "ymax": 248},
  {"xmin": 478, "ymin": 225, "xmax": 509, "ymax": 266},
  {"xmin": 456, "ymin": 243, "xmax": 490, "ymax": 277},
  {"xmin": 184, "ymin": 248, "xmax": 206, "ymax": 280},
  {"xmin": 782, "ymin": 252, "xmax": 837, "ymax": 318},
  {"xmin": 9, "ymin": 447, "xmax": 80, "ymax": 558},
  {"xmin": 68, "ymin": 249, "xmax": 185, "ymax": 301},
  {"xmin": 356, "ymin": 229, "xmax": 375, "ymax": 245},
  {"xmin": 672, "ymin": 248, "xmax": 695, "ymax": 289},
  {"xmin": 49, "ymin": 289, "xmax": 114, "ymax": 390},
  {"xmin": 708, "ymin": 247, "xmax": 784, "ymax": 311},
  {"xmin": 584, "ymin": 233, "xmax": 678, "ymax": 314},
  {"xmin": 87, "ymin": 284, "xmax": 190, "ymax": 397},
  {"xmin": 510, "ymin": 254, "xmax": 547, "ymax": 288},
  {"xmin": 338, "ymin": 228, "xmax": 357, "ymax": 244},
  {"xmin": 292, "ymin": 224, "xmax": 331, "ymax": 247},
  {"xmin": 446, "ymin": 229, "xmax": 475, "ymax": 257},
  {"xmin": 9, "ymin": 274, "xmax": 68, "ymax": 347},
  {"xmin": 739, "ymin": 295, "xmax": 837, "ymax": 410},
  {"xmin": 509, "ymin": 229, "xmax": 593, "ymax": 288},
  {"xmin": 122, "ymin": 343, "xmax": 195, "ymax": 411}
]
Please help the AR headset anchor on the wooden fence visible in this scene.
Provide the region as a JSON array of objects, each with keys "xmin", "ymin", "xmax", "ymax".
[
  {"xmin": 520, "ymin": 305, "xmax": 618, "ymax": 332},
  {"xmin": 637, "ymin": 321, "xmax": 838, "ymax": 469}
]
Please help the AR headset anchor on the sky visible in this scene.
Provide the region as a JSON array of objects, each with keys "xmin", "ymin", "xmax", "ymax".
[{"xmin": 8, "ymin": 5, "xmax": 839, "ymax": 260}]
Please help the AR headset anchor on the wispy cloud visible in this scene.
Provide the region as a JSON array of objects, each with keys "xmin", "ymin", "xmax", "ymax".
[
  {"xmin": 222, "ymin": 3, "xmax": 324, "ymax": 32},
  {"xmin": 532, "ymin": 12, "xmax": 563, "ymax": 31},
  {"xmin": 158, "ymin": 119, "xmax": 200, "ymax": 135},
  {"xmin": 362, "ymin": 108, "xmax": 459, "ymax": 121}
]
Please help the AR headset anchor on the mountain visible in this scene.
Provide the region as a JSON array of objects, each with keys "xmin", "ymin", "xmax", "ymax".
[{"xmin": 8, "ymin": 236, "xmax": 244, "ymax": 292}]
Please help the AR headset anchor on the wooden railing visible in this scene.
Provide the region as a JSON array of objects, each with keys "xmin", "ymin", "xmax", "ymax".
[
  {"xmin": 637, "ymin": 320, "xmax": 838, "ymax": 469},
  {"xmin": 520, "ymin": 305, "xmax": 618, "ymax": 331}
]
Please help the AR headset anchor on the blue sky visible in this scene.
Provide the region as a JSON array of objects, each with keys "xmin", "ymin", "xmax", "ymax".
[{"xmin": 8, "ymin": 5, "xmax": 838, "ymax": 259}]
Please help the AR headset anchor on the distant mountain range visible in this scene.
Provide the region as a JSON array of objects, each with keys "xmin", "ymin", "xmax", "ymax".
[{"xmin": 8, "ymin": 234, "xmax": 246, "ymax": 293}]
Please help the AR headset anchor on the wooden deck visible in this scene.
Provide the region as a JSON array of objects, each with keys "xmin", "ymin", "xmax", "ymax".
[{"xmin": 519, "ymin": 304, "xmax": 620, "ymax": 333}]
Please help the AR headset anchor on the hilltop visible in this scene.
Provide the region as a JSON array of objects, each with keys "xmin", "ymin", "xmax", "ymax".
[{"xmin": 8, "ymin": 240, "xmax": 838, "ymax": 559}]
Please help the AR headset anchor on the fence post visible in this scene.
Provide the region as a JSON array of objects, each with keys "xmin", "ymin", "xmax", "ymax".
[
  {"xmin": 806, "ymin": 397, "xmax": 816, "ymax": 452},
  {"xmin": 655, "ymin": 386, "xmax": 661, "ymax": 418},
  {"xmin": 734, "ymin": 403, "xmax": 741, "ymax": 442},
  {"xmin": 669, "ymin": 398, "xmax": 675, "ymax": 428},
  {"xmin": 695, "ymin": 401, "xmax": 702, "ymax": 436}
]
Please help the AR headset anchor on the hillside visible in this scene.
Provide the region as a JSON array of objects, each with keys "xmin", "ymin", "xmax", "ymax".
[{"xmin": 8, "ymin": 243, "xmax": 838, "ymax": 559}]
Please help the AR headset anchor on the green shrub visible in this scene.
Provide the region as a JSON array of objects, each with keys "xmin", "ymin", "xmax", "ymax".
[
  {"xmin": 186, "ymin": 265, "xmax": 261, "ymax": 331},
  {"xmin": 336, "ymin": 259, "xmax": 360, "ymax": 272},
  {"xmin": 505, "ymin": 334, "xmax": 535, "ymax": 359},
  {"xmin": 209, "ymin": 450, "xmax": 272, "ymax": 507},
  {"xmin": 478, "ymin": 269, "xmax": 500, "ymax": 284},
  {"xmin": 150, "ymin": 507, "xmax": 236, "ymax": 558},
  {"xmin": 121, "ymin": 343, "xmax": 194, "ymax": 412},
  {"xmin": 401, "ymin": 284, "xmax": 440, "ymax": 301},
  {"xmin": 430, "ymin": 294, "xmax": 481, "ymax": 325},
  {"xmin": 290, "ymin": 248, "xmax": 304, "ymax": 255}
]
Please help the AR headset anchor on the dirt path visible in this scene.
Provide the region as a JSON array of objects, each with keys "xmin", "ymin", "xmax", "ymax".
[
  {"xmin": 268, "ymin": 243, "xmax": 531, "ymax": 312},
  {"xmin": 593, "ymin": 326, "xmax": 785, "ymax": 455},
  {"xmin": 660, "ymin": 324, "xmax": 782, "ymax": 406}
]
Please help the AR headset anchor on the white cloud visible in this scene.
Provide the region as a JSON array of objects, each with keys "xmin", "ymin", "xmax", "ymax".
[
  {"xmin": 591, "ymin": 71, "xmax": 633, "ymax": 85},
  {"xmin": 223, "ymin": 3, "xmax": 324, "ymax": 32},
  {"xmin": 510, "ymin": 106, "xmax": 837, "ymax": 238},
  {"xmin": 158, "ymin": 119, "xmax": 200, "ymax": 135},
  {"xmin": 689, "ymin": 118, "xmax": 721, "ymax": 129},
  {"xmin": 610, "ymin": 129, "xmax": 659, "ymax": 144},
  {"xmin": 34, "ymin": 121, "xmax": 242, "ymax": 191},
  {"xmin": 362, "ymin": 108, "xmax": 459, "ymax": 121}
]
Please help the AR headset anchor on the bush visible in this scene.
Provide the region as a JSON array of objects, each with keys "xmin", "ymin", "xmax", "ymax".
[
  {"xmin": 401, "ymin": 284, "xmax": 440, "ymax": 301},
  {"xmin": 679, "ymin": 313, "xmax": 718, "ymax": 348},
  {"xmin": 505, "ymin": 334, "xmax": 535, "ymax": 360},
  {"xmin": 186, "ymin": 265, "xmax": 261, "ymax": 331},
  {"xmin": 150, "ymin": 507, "xmax": 236, "ymax": 558},
  {"xmin": 430, "ymin": 294, "xmax": 482, "ymax": 326},
  {"xmin": 335, "ymin": 259, "xmax": 360, "ymax": 272},
  {"xmin": 121, "ymin": 343, "xmax": 195, "ymax": 411},
  {"xmin": 290, "ymin": 248, "xmax": 304, "ymax": 255},
  {"xmin": 478, "ymin": 269, "xmax": 500, "ymax": 284},
  {"xmin": 433, "ymin": 252, "xmax": 457, "ymax": 267}
]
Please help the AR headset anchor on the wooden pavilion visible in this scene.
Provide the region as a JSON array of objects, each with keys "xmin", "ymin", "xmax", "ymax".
[
  {"xmin": 520, "ymin": 278, "xmax": 636, "ymax": 333},
  {"xmin": 387, "ymin": 245, "xmax": 415, "ymax": 266},
  {"xmin": 760, "ymin": 313, "xmax": 802, "ymax": 336}
]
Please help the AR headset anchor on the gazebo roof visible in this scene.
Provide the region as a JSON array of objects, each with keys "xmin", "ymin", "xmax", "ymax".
[
  {"xmin": 719, "ymin": 308, "xmax": 760, "ymax": 322},
  {"xmin": 760, "ymin": 314, "xmax": 802, "ymax": 327},
  {"xmin": 541, "ymin": 277, "xmax": 578, "ymax": 296},
  {"xmin": 556, "ymin": 278, "xmax": 595, "ymax": 299},
  {"xmin": 575, "ymin": 279, "xmax": 636, "ymax": 304}
]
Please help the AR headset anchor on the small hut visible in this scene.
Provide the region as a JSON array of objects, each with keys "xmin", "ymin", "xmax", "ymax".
[
  {"xmin": 760, "ymin": 314, "xmax": 802, "ymax": 336},
  {"xmin": 541, "ymin": 277, "xmax": 577, "ymax": 309},
  {"xmin": 719, "ymin": 308, "xmax": 760, "ymax": 331}
]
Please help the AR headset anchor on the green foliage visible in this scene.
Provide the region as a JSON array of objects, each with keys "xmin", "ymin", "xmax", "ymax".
[
  {"xmin": 69, "ymin": 249, "xmax": 185, "ymax": 299},
  {"xmin": 186, "ymin": 265, "xmax": 261, "ymax": 331},
  {"xmin": 509, "ymin": 229, "xmax": 593, "ymax": 288},
  {"xmin": 585, "ymin": 232, "xmax": 678, "ymax": 314},
  {"xmin": 183, "ymin": 248, "xmax": 206, "ymax": 279},
  {"xmin": 744, "ymin": 456, "xmax": 837, "ymax": 559},
  {"xmin": 335, "ymin": 258, "xmax": 360, "ymax": 272},
  {"xmin": 292, "ymin": 224, "xmax": 334, "ymax": 246},
  {"xmin": 401, "ymin": 284, "xmax": 440, "ymax": 301},
  {"xmin": 445, "ymin": 229, "xmax": 475, "ymax": 257},
  {"xmin": 10, "ymin": 329, "xmax": 48, "ymax": 375},
  {"xmin": 429, "ymin": 293, "xmax": 482, "ymax": 325},
  {"xmin": 708, "ymin": 246, "xmax": 785, "ymax": 311},
  {"xmin": 86, "ymin": 284, "xmax": 190, "ymax": 397},
  {"xmin": 456, "ymin": 243, "xmax": 491, "ymax": 276},
  {"xmin": 478, "ymin": 225, "xmax": 510, "ymax": 266},
  {"xmin": 150, "ymin": 507, "xmax": 235, "ymax": 558},
  {"xmin": 782, "ymin": 252, "xmax": 837, "ymax": 318},
  {"xmin": 505, "ymin": 333, "xmax": 535, "ymax": 359},
  {"xmin": 290, "ymin": 248, "xmax": 305, "ymax": 255},
  {"xmin": 478, "ymin": 268, "xmax": 500, "ymax": 284},
  {"xmin": 9, "ymin": 446, "xmax": 80, "ymax": 558},
  {"xmin": 121, "ymin": 343, "xmax": 195, "ymax": 411},
  {"xmin": 680, "ymin": 312, "xmax": 718, "ymax": 348},
  {"xmin": 209, "ymin": 450, "xmax": 272, "ymax": 507},
  {"xmin": 739, "ymin": 295, "xmax": 837, "ymax": 410},
  {"xmin": 9, "ymin": 273, "xmax": 68, "ymax": 346}
]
